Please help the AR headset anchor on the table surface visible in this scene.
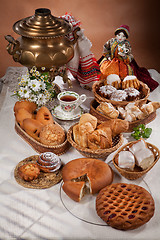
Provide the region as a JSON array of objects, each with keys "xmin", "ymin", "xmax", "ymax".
[{"xmin": 0, "ymin": 67, "xmax": 160, "ymax": 240}]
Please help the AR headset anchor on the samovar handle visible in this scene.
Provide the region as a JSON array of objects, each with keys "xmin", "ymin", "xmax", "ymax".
[
  {"xmin": 5, "ymin": 35, "xmax": 21, "ymax": 62},
  {"xmin": 71, "ymin": 27, "xmax": 81, "ymax": 45}
]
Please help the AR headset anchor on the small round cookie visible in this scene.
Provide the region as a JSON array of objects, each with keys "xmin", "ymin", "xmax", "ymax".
[
  {"xmin": 36, "ymin": 106, "xmax": 54, "ymax": 125},
  {"xmin": 40, "ymin": 123, "xmax": 65, "ymax": 146},
  {"xmin": 96, "ymin": 183, "xmax": 155, "ymax": 230},
  {"xmin": 18, "ymin": 163, "xmax": 40, "ymax": 181}
]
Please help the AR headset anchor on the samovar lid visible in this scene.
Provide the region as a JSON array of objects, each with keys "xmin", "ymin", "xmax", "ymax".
[{"xmin": 13, "ymin": 8, "xmax": 72, "ymax": 38}]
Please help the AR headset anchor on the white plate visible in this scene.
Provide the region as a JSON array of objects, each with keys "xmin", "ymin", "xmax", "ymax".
[
  {"xmin": 60, "ymin": 161, "xmax": 152, "ymax": 226},
  {"xmin": 52, "ymin": 105, "xmax": 84, "ymax": 120}
]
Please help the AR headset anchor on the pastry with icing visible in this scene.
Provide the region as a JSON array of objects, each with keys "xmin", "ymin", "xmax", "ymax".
[
  {"xmin": 104, "ymin": 74, "xmax": 121, "ymax": 89},
  {"xmin": 116, "ymin": 150, "xmax": 135, "ymax": 171},
  {"xmin": 122, "ymin": 75, "xmax": 140, "ymax": 89},
  {"xmin": 110, "ymin": 89, "xmax": 128, "ymax": 101},
  {"xmin": 99, "ymin": 85, "xmax": 116, "ymax": 98}
]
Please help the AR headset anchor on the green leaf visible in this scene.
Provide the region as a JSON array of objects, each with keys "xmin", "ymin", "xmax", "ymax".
[{"xmin": 131, "ymin": 124, "xmax": 152, "ymax": 140}]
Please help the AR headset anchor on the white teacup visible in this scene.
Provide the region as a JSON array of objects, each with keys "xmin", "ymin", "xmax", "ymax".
[{"xmin": 57, "ymin": 91, "xmax": 86, "ymax": 115}]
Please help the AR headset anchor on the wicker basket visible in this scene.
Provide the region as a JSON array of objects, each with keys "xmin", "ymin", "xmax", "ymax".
[
  {"xmin": 90, "ymin": 99, "xmax": 157, "ymax": 132},
  {"xmin": 67, "ymin": 123, "xmax": 123, "ymax": 159},
  {"xmin": 112, "ymin": 141, "xmax": 160, "ymax": 180},
  {"xmin": 15, "ymin": 121, "xmax": 70, "ymax": 155},
  {"xmin": 92, "ymin": 79, "xmax": 150, "ymax": 107}
]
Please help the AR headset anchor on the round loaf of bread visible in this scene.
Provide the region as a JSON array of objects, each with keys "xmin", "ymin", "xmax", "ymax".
[
  {"xmin": 96, "ymin": 183, "xmax": 155, "ymax": 230},
  {"xmin": 62, "ymin": 158, "xmax": 113, "ymax": 201},
  {"xmin": 39, "ymin": 123, "xmax": 65, "ymax": 146}
]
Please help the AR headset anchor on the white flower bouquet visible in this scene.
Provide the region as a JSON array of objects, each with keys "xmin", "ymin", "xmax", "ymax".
[{"xmin": 13, "ymin": 66, "xmax": 56, "ymax": 107}]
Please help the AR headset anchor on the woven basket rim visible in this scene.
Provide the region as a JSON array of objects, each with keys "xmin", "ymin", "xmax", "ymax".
[
  {"xmin": 67, "ymin": 123, "xmax": 124, "ymax": 154},
  {"xmin": 92, "ymin": 80, "xmax": 150, "ymax": 106},
  {"xmin": 15, "ymin": 120, "xmax": 68, "ymax": 149},
  {"xmin": 112, "ymin": 140, "xmax": 160, "ymax": 176}
]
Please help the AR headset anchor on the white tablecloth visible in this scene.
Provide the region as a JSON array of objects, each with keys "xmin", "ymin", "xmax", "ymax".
[{"xmin": 0, "ymin": 67, "xmax": 160, "ymax": 239}]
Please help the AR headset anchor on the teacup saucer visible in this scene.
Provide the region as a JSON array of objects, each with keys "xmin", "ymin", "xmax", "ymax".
[{"xmin": 52, "ymin": 105, "xmax": 84, "ymax": 120}]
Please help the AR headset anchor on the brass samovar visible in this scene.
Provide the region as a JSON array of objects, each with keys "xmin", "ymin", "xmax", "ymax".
[{"xmin": 5, "ymin": 8, "xmax": 79, "ymax": 86}]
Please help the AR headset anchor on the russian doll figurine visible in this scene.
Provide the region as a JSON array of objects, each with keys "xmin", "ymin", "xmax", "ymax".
[{"xmin": 98, "ymin": 25, "xmax": 159, "ymax": 91}]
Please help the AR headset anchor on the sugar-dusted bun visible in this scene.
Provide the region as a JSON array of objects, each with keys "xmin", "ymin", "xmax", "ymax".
[
  {"xmin": 39, "ymin": 123, "xmax": 65, "ymax": 146},
  {"xmin": 14, "ymin": 100, "xmax": 37, "ymax": 114},
  {"xmin": 99, "ymin": 85, "xmax": 116, "ymax": 98},
  {"xmin": 62, "ymin": 181, "xmax": 86, "ymax": 202},
  {"xmin": 62, "ymin": 158, "xmax": 113, "ymax": 197},
  {"xmin": 23, "ymin": 118, "xmax": 44, "ymax": 141},
  {"xmin": 124, "ymin": 87, "xmax": 140, "ymax": 101},
  {"xmin": 15, "ymin": 108, "xmax": 33, "ymax": 128},
  {"xmin": 104, "ymin": 74, "xmax": 121, "ymax": 89},
  {"xmin": 122, "ymin": 75, "xmax": 140, "ymax": 89},
  {"xmin": 36, "ymin": 106, "xmax": 54, "ymax": 125},
  {"xmin": 18, "ymin": 163, "xmax": 40, "ymax": 181},
  {"xmin": 79, "ymin": 113, "xmax": 97, "ymax": 130},
  {"xmin": 110, "ymin": 89, "xmax": 128, "ymax": 101}
]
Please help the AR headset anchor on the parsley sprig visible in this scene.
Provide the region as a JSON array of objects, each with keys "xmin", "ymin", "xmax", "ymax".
[{"xmin": 131, "ymin": 124, "xmax": 152, "ymax": 140}]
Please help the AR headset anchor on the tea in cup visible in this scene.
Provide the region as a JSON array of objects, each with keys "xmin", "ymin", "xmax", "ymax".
[{"xmin": 57, "ymin": 91, "xmax": 86, "ymax": 115}]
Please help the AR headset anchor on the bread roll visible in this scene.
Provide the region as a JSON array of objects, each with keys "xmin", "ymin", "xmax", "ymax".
[
  {"xmin": 88, "ymin": 127, "xmax": 112, "ymax": 150},
  {"xmin": 79, "ymin": 113, "xmax": 97, "ymax": 130},
  {"xmin": 23, "ymin": 118, "xmax": 44, "ymax": 141},
  {"xmin": 73, "ymin": 124, "xmax": 80, "ymax": 145},
  {"xmin": 36, "ymin": 106, "xmax": 54, "ymax": 125},
  {"xmin": 14, "ymin": 100, "xmax": 37, "ymax": 114},
  {"xmin": 140, "ymin": 102, "xmax": 160, "ymax": 115},
  {"xmin": 62, "ymin": 158, "xmax": 113, "ymax": 201},
  {"xmin": 79, "ymin": 122, "xmax": 94, "ymax": 148},
  {"xmin": 96, "ymin": 102, "xmax": 119, "ymax": 119},
  {"xmin": 39, "ymin": 123, "xmax": 65, "ymax": 146},
  {"xmin": 15, "ymin": 108, "xmax": 33, "ymax": 128},
  {"xmin": 97, "ymin": 119, "xmax": 129, "ymax": 137}
]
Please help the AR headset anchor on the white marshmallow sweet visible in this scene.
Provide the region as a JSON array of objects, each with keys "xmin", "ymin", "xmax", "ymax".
[
  {"xmin": 117, "ymin": 150, "xmax": 135, "ymax": 171},
  {"xmin": 134, "ymin": 148, "xmax": 154, "ymax": 170}
]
